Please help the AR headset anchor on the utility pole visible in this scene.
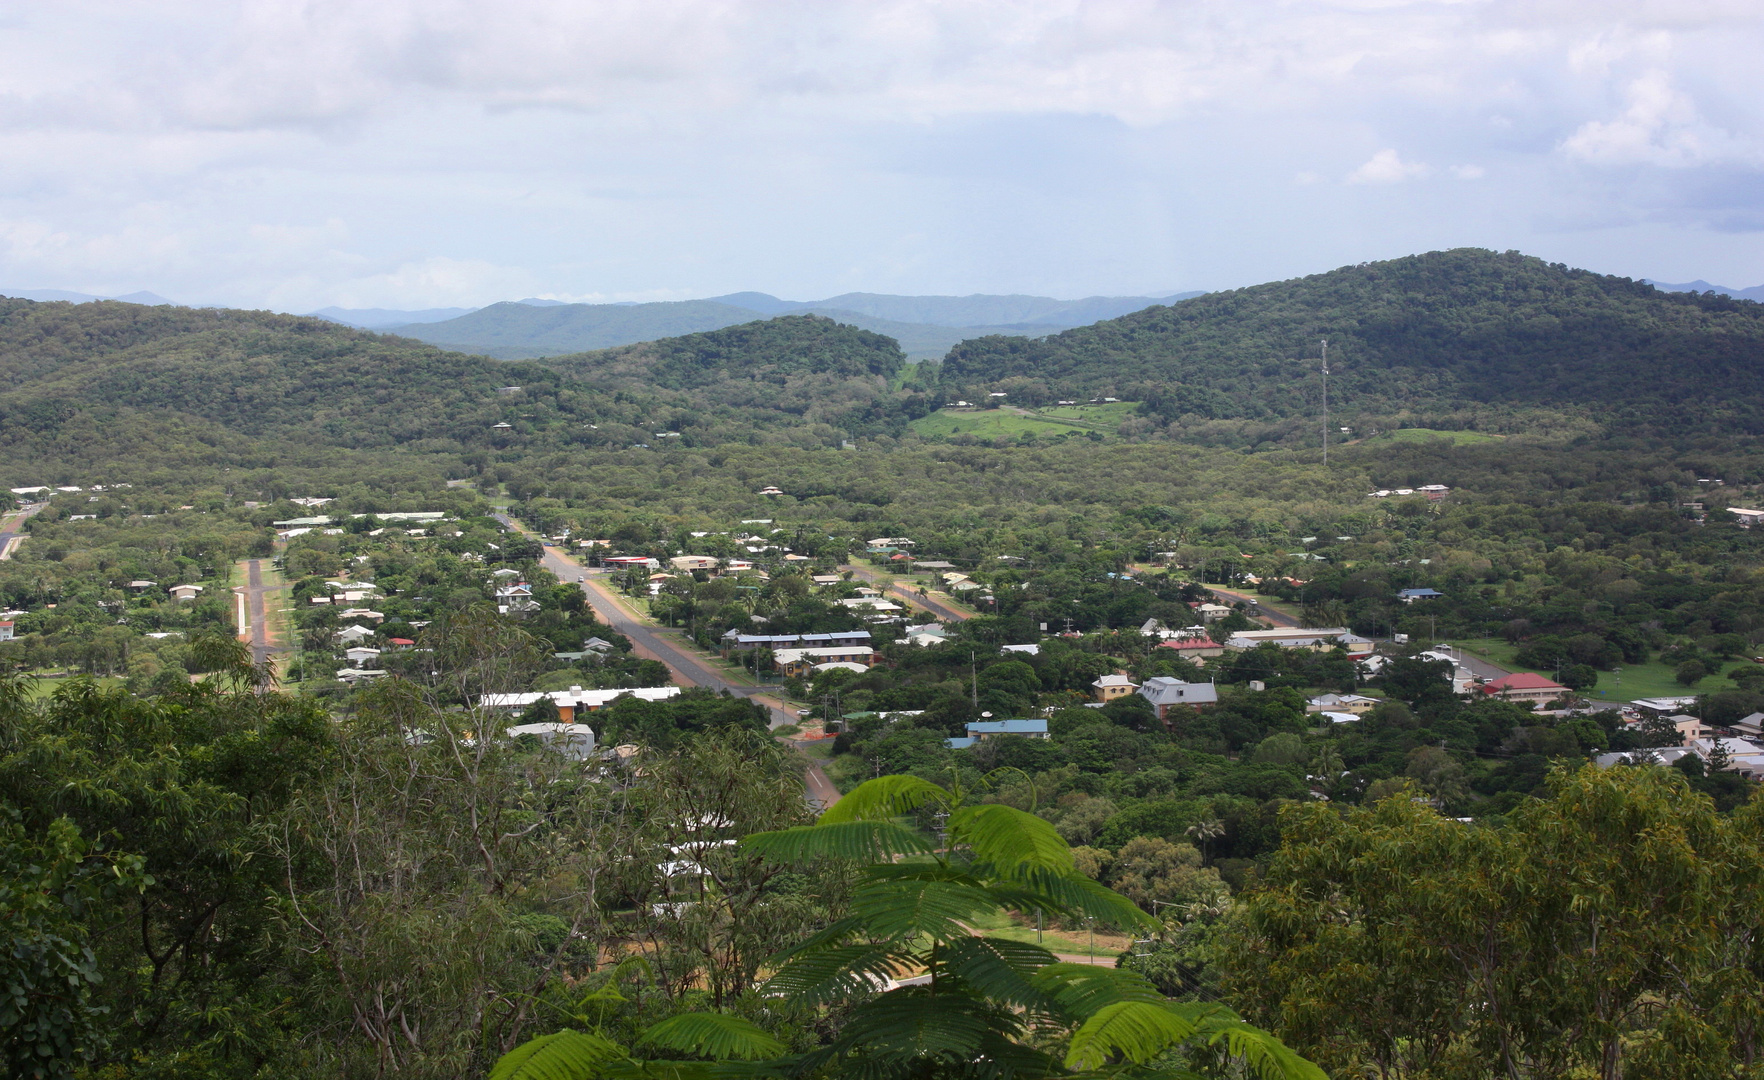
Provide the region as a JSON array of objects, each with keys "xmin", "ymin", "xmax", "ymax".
[{"xmin": 1320, "ymin": 338, "xmax": 1330, "ymax": 467}]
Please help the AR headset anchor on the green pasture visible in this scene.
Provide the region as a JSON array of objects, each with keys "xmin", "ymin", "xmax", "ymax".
[
  {"xmin": 1369, "ymin": 427, "xmax": 1503, "ymax": 446},
  {"xmin": 909, "ymin": 409, "xmax": 1080, "ymax": 439},
  {"xmin": 1452, "ymin": 637, "xmax": 1728, "ymax": 702}
]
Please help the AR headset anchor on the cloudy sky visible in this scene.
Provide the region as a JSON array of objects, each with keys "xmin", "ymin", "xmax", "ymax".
[{"xmin": 1, "ymin": 0, "xmax": 1760, "ymax": 310}]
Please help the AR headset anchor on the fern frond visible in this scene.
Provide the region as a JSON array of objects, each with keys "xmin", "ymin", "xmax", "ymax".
[
  {"xmin": 949, "ymin": 804, "xmax": 1073, "ymax": 875},
  {"xmin": 935, "ymin": 936, "xmax": 1057, "ymax": 1011},
  {"xmin": 1032, "ymin": 963, "xmax": 1165, "ymax": 1022},
  {"xmin": 762, "ymin": 944, "xmax": 920, "ymax": 1003},
  {"xmin": 1064, "ymin": 1001, "xmax": 1200, "ymax": 1071},
  {"xmin": 831, "ymin": 989, "xmax": 1010, "ymax": 1059},
  {"xmin": 638, "ymin": 1014, "xmax": 786, "ymax": 1061},
  {"xmin": 848, "ymin": 876, "xmax": 999, "ymax": 943},
  {"xmin": 490, "ymin": 1030, "xmax": 625, "ymax": 1080},
  {"xmin": 992, "ymin": 868, "xmax": 1159, "ymax": 931},
  {"xmin": 818, "ymin": 775, "xmax": 951, "ymax": 823},
  {"xmin": 1195, "ymin": 1016, "xmax": 1329, "ymax": 1080}
]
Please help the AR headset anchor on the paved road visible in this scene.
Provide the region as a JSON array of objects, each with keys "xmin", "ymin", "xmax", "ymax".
[
  {"xmin": 840, "ymin": 563, "xmax": 975, "ymax": 623},
  {"xmin": 496, "ymin": 514, "xmax": 844, "ymax": 804},
  {"xmin": 0, "ymin": 503, "xmax": 47, "ymax": 561},
  {"xmin": 1207, "ymin": 587, "xmax": 1299, "ymax": 628},
  {"xmin": 236, "ymin": 559, "xmax": 288, "ymax": 667}
]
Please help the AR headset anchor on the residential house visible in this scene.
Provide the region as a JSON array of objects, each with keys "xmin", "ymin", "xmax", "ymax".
[
  {"xmin": 669, "ymin": 555, "xmax": 720, "ymax": 572},
  {"xmin": 946, "ymin": 717, "xmax": 1049, "ymax": 748},
  {"xmin": 496, "ymin": 582, "xmax": 539, "ymax": 616},
  {"xmin": 1000, "ymin": 643, "xmax": 1040, "ymax": 656},
  {"xmin": 1479, "ymin": 672, "xmax": 1569, "ymax": 706},
  {"xmin": 1137, "ymin": 677, "xmax": 1219, "ymax": 721},
  {"xmin": 1397, "ymin": 588, "xmax": 1444, "ymax": 603},
  {"xmin": 480, "ymin": 685, "xmax": 681, "ymax": 722},
  {"xmin": 385, "ymin": 637, "xmax": 416, "ymax": 651},
  {"xmin": 1307, "ymin": 692, "xmax": 1379, "ymax": 716},
  {"xmin": 127, "ymin": 580, "xmax": 157, "ymax": 592},
  {"xmin": 1194, "ymin": 603, "xmax": 1233, "ymax": 623},
  {"xmin": 1157, "ymin": 638, "xmax": 1227, "ymax": 662},
  {"xmin": 169, "ymin": 584, "xmax": 204, "ymax": 602},
  {"xmin": 0, "ymin": 621, "xmax": 12, "ymax": 641},
  {"xmin": 1091, "ymin": 674, "xmax": 1139, "ymax": 703},
  {"xmin": 966, "ymin": 718, "xmax": 1048, "ymax": 740},
  {"xmin": 719, "ymin": 630, "xmax": 872, "ymax": 658},
  {"xmin": 335, "ymin": 668, "xmax": 387, "ymax": 682},
  {"xmin": 1223, "ymin": 628, "xmax": 1353, "ymax": 654},
  {"xmin": 773, "ymin": 646, "xmax": 875, "ymax": 677},
  {"xmin": 903, "ymin": 625, "xmax": 949, "ymax": 647},
  {"xmin": 335, "ymin": 624, "xmax": 375, "ymax": 644},
  {"xmin": 345, "ymin": 646, "xmax": 382, "ymax": 667},
  {"xmin": 337, "ymin": 608, "xmax": 385, "ymax": 623},
  {"xmin": 503, "ymin": 722, "xmax": 597, "ymax": 760}
]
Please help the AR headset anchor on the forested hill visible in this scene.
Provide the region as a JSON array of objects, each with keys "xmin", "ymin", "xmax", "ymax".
[
  {"xmin": 0, "ymin": 300, "xmax": 914, "ymax": 482},
  {"xmin": 940, "ymin": 249, "xmax": 1764, "ymax": 432},
  {"xmin": 552, "ymin": 314, "xmax": 904, "ymax": 389},
  {"xmin": 0, "ymin": 298, "xmax": 587, "ymax": 478}
]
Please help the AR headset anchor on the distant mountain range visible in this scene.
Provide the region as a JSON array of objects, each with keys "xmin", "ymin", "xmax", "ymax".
[
  {"xmin": 1643, "ymin": 279, "xmax": 1764, "ymax": 302},
  {"xmin": 305, "ymin": 306, "xmax": 478, "ymax": 328},
  {"xmin": 380, "ymin": 290, "xmax": 1203, "ymax": 360},
  {"xmin": 0, "ymin": 288, "xmax": 175, "ymax": 305}
]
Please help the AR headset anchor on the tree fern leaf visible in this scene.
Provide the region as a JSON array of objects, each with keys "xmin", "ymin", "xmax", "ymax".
[
  {"xmin": 818, "ymin": 775, "xmax": 951, "ymax": 823},
  {"xmin": 638, "ymin": 1014, "xmax": 786, "ymax": 1061},
  {"xmin": 936, "ymin": 936, "xmax": 1058, "ymax": 1011},
  {"xmin": 1202, "ymin": 1021, "xmax": 1330, "ymax": 1080},
  {"xmin": 762, "ymin": 944, "xmax": 920, "ymax": 1003},
  {"xmin": 949, "ymin": 804, "xmax": 1074, "ymax": 875},
  {"xmin": 1064, "ymin": 1001, "xmax": 1200, "ymax": 1070},
  {"xmin": 848, "ymin": 876, "xmax": 999, "ymax": 942},
  {"xmin": 1032, "ymin": 963, "xmax": 1165, "ymax": 1021},
  {"xmin": 490, "ymin": 1030, "xmax": 625, "ymax": 1080}
]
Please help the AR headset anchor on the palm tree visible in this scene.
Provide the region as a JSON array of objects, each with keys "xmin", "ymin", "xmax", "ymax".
[
  {"xmin": 1186, "ymin": 818, "xmax": 1225, "ymax": 864},
  {"xmin": 490, "ymin": 775, "xmax": 1323, "ymax": 1080}
]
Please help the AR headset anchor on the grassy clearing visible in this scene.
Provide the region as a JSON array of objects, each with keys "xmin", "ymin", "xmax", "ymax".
[
  {"xmin": 1033, "ymin": 402, "xmax": 1141, "ymax": 428},
  {"xmin": 967, "ymin": 910, "xmax": 1126, "ymax": 958},
  {"xmin": 908, "ymin": 409, "xmax": 1081, "ymax": 439},
  {"xmin": 1453, "ymin": 637, "xmax": 1724, "ymax": 702},
  {"xmin": 1370, "ymin": 427, "xmax": 1503, "ymax": 446}
]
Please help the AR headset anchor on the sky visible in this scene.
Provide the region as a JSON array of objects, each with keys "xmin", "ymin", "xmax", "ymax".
[{"xmin": 0, "ymin": 0, "xmax": 1761, "ymax": 311}]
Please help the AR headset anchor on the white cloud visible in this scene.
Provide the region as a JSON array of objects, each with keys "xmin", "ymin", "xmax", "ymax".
[
  {"xmin": 1561, "ymin": 69, "xmax": 1755, "ymax": 168},
  {"xmin": 0, "ymin": 2, "xmax": 1762, "ymax": 304},
  {"xmin": 1348, "ymin": 149, "xmax": 1431, "ymax": 185}
]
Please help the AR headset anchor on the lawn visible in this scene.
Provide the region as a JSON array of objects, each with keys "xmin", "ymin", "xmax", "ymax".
[
  {"xmin": 1453, "ymin": 637, "xmax": 1723, "ymax": 702},
  {"xmin": 1369, "ymin": 427, "xmax": 1503, "ymax": 446}
]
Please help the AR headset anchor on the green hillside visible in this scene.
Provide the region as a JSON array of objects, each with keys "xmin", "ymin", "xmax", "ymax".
[
  {"xmin": 391, "ymin": 298, "xmax": 764, "ymax": 358},
  {"xmin": 392, "ymin": 296, "xmax": 1053, "ymax": 361},
  {"xmin": 0, "ymin": 301, "xmax": 920, "ymax": 481},
  {"xmin": 552, "ymin": 314, "xmax": 905, "ymax": 389},
  {"xmin": 940, "ymin": 249, "xmax": 1764, "ymax": 434}
]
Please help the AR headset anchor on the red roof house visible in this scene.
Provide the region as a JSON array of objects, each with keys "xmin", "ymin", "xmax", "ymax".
[{"xmin": 1480, "ymin": 672, "xmax": 1568, "ymax": 704}]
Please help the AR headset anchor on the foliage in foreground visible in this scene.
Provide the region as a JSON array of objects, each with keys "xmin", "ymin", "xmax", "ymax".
[
  {"xmin": 493, "ymin": 773, "xmax": 1325, "ymax": 1080},
  {"xmin": 1217, "ymin": 764, "xmax": 1764, "ymax": 1079}
]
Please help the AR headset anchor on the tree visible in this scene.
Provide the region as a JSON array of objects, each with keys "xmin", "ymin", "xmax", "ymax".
[
  {"xmin": 1217, "ymin": 765, "xmax": 1764, "ymax": 1078},
  {"xmin": 491, "ymin": 774, "xmax": 1325, "ymax": 1080},
  {"xmin": 1676, "ymin": 659, "xmax": 1709, "ymax": 687},
  {"xmin": 1560, "ymin": 663, "xmax": 1599, "ymax": 691}
]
